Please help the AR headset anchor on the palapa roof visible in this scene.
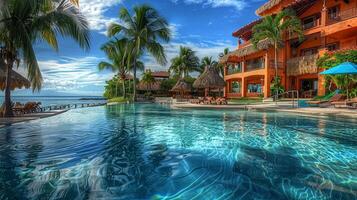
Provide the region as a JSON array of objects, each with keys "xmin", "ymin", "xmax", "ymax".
[
  {"xmin": 193, "ymin": 66, "xmax": 225, "ymax": 89},
  {"xmin": 220, "ymin": 39, "xmax": 273, "ymax": 64},
  {"xmin": 256, "ymin": 0, "xmax": 316, "ymax": 16},
  {"xmin": 232, "ymin": 19, "xmax": 262, "ymax": 40},
  {"xmin": 151, "ymin": 71, "xmax": 169, "ymax": 78},
  {"xmin": 171, "ymin": 79, "xmax": 192, "ymax": 92},
  {"xmin": 137, "ymin": 80, "xmax": 161, "ymax": 91},
  {"xmin": 0, "ymin": 64, "xmax": 31, "ymax": 91}
]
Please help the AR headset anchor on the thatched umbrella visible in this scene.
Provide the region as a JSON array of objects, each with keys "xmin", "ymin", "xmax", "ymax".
[
  {"xmin": 193, "ymin": 66, "xmax": 225, "ymax": 97},
  {"xmin": 0, "ymin": 65, "xmax": 30, "ymax": 91},
  {"xmin": 171, "ymin": 79, "xmax": 192, "ymax": 97}
]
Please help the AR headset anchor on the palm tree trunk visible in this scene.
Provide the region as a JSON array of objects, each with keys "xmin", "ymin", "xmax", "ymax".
[
  {"xmin": 3, "ymin": 61, "xmax": 13, "ymax": 117},
  {"xmin": 122, "ymin": 80, "xmax": 126, "ymax": 98},
  {"xmin": 115, "ymin": 80, "xmax": 119, "ymax": 97},
  {"xmin": 274, "ymin": 42, "xmax": 278, "ymax": 103},
  {"xmin": 133, "ymin": 63, "xmax": 137, "ymax": 102}
]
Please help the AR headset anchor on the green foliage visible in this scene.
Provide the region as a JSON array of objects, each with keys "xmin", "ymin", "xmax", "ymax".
[
  {"xmin": 270, "ymin": 76, "xmax": 285, "ymax": 98},
  {"xmin": 317, "ymin": 50, "xmax": 357, "ymax": 98},
  {"xmin": 108, "ymin": 97, "xmax": 130, "ymax": 103},
  {"xmin": 317, "ymin": 50, "xmax": 357, "ymax": 69},
  {"xmin": 103, "ymin": 76, "xmax": 134, "ymax": 99},
  {"xmin": 169, "ymin": 46, "xmax": 199, "ymax": 78},
  {"xmin": 252, "ymin": 9, "xmax": 304, "ymax": 49},
  {"xmin": 108, "ymin": 4, "xmax": 171, "ymax": 101},
  {"xmin": 160, "ymin": 78, "xmax": 178, "ymax": 92},
  {"xmin": 0, "ymin": 0, "xmax": 90, "ymax": 90},
  {"xmin": 252, "ymin": 9, "xmax": 303, "ymax": 100},
  {"xmin": 159, "ymin": 76, "xmax": 196, "ymax": 93}
]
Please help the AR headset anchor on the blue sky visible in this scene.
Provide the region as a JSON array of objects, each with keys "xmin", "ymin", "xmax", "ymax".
[{"xmin": 13, "ymin": 0, "xmax": 265, "ymax": 96}]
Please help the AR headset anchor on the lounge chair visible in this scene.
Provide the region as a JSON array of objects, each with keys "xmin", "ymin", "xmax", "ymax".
[
  {"xmin": 308, "ymin": 94, "xmax": 346, "ymax": 108},
  {"xmin": 332, "ymin": 97, "xmax": 357, "ymax": 108},
  {"xmin": 189, "ymin": 99, "xmax": 200, "ymax": 104},
  {"xmin": 204, "ymin": 97, "xmax": 216, "ymax": 104},
  {"xmin": 216, "ymin": 97, "xmax": 228, "ymax": 105}
]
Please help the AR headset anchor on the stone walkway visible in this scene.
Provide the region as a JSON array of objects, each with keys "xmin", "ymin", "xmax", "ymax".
[{"xmin": 172, "ymin": 103, "xmax": 357, "ymax": 118}]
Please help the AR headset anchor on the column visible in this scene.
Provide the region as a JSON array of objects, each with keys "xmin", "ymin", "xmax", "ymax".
[
  {"xmin": 241, "ymin": 77, "xmax": 246, "ymax": 97},
  {"xmin": 321, "ymin": 0, "xmax": 327, "ymax": 27},
  {"xmin": 264, "ymin": 53, "xmax": 270, "ymax": 98}
]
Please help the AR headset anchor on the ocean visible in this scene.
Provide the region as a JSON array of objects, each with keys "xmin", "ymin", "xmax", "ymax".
[{"xmin": 0, "ymin": 96, "xmax": 107, "ymax": 107}]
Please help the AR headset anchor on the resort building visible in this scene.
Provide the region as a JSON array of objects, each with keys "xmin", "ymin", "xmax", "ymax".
[
  {"xmin": 221, "ymin": 0, "xmax": 357, "ymax": 99},
  {"xmin": 137, "ymin": 70, "xmax": 170, "ymax": 93}
]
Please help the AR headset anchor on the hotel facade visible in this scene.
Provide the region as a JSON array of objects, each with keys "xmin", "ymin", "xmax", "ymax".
[{"xmin": 221, "ymin": 0, "xmax": 357, "ymax": 99}]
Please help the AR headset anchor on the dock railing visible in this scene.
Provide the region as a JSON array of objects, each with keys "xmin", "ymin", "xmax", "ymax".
[{"xmin": 39, "ymin": 102, "xmax": 107, "ymax": 112}]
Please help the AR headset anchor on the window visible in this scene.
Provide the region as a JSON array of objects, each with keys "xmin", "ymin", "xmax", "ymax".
[
  {"xmin": 302, "ymin": 15, "xmax": 320, "ymax": 29},
  {"xmin": 230, "ymin": 81, "xmax": 241, "ymax": 93},
  {"xmin": 328, "ymin": 6, "xmax": 340, "ymax": 20},
  {"xmin": 246, "ymin": 57, "xmax": 265, "ymax": 71},
  {"xmin": 301, "ymin": 47, "xmax": 318, "ymax": 56},
  {"xmin": 248, "ymin": 84, "xmax": 262, "ymax": 93},
  {"xmin": 326, "ymin": 43, "xmax": 339, "ymax": 51}
]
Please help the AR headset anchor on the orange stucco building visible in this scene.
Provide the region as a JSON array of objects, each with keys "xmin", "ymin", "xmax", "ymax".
[{"xmin": 221, "ymin": 0, "xmax": 357, "ymax": 99}]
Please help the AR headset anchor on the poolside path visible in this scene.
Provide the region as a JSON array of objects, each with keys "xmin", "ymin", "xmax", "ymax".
[{"xmin": 172, "ymin": 103, "xmax": 357, "ymax": 118}]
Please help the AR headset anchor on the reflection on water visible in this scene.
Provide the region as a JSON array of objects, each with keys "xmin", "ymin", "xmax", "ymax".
[{"xmin": 0, "ymin": 104, "xmax": 356, "ymax": 199}]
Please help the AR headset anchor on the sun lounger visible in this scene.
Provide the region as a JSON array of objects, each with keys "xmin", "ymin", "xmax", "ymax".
[
  {"xmin": 332, "ymin": 97, "xmax": 357, "ymax": 108},
  {"xmin": 204, "ymin": 97, "xmax": 216, "ymax": 104},
  {"xmin": 216, "ymin": 97, "xmax": 227, "ymax": 105},
  {"xmin": 308, "ymin": 94, "xmax": 346, "ymax": 108}
]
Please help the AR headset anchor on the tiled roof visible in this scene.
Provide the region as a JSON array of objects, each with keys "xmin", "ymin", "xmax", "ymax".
[{"xmin": 151, "ymin": 71, "xmax": 170, "ymax": 78}]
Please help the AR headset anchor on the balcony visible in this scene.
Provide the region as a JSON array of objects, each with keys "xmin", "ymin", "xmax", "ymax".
[
  {"xmin": 287, "ymin": 54, "xmax": 319, "ymax": 76},
  {"xmin": 245, "ymin": 58, "xmax": 265, "ymax": 72},
  {"xmin": 227, "ymin": 67, "xmax": 242, "ymax": 75},
  {"xmin": 327, "ymin": 8, "xmax": 357, "ymax": 25}
]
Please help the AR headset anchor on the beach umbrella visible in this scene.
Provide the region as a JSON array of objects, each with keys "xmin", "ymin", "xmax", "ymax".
[
  {"xmin": 193, "ymin": 66, "xmax": 225, "ymax": 97},
  {"xmin": 320, "ymin": 62, "xmax": 357, "ymax": 99},
  {"xmin": 171, "ymin": 79, "xmax": 192, "ymax": 97},
  {"xmin": 0, "ymin": 64, "xmax": 31, "ymax": 91},
  {"xmin": 320, "ymin": 62, "xmax": 357, "ymax": 75}
]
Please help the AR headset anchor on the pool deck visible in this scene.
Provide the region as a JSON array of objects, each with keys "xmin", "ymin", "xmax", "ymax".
[
  {"xmin": 172, "ymin": 103, "xmax": 357, "ymax": 118},
  {"xmin": 0, "ymin": 110, "xmax": 68, "ymax": 128}
]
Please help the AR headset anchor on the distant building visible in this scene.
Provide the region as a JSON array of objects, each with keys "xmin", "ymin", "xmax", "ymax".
[
  {"xmin": 220, "ymin": 0, "xmax": 357, "ymax": 98},
  {"xmin": 137, "ymin": 70, "xmax": 170, "ymax": 92}
]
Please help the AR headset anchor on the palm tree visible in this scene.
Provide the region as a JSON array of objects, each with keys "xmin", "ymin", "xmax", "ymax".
[
  {"xmin": 252, "ymin": 9, "xmax": 303, "ymax": 99},
  {"xmin": 108, "ymin": 5, "xmax": 171, "ymax": 101},
  {"xmin": 0, "ymin": 0, "xmax": 90, "ymax": 117},
  {"xmin": 218, "ymin": 48, "xmax": 229, "ymax": 76},
  {"xmin": 169, "ymin": 46, "xmax": 199, "ymax": 78},
  {"xmin": 99, "ymin": 39, "xmax": 131, "ymax": 98},
  {"xmin": 198, "ymin": 56, "xmax": 218, "ymax": 74},
  {"xmin": 141, "ymin": 70, "xmax": 155, "ymax": 93}
]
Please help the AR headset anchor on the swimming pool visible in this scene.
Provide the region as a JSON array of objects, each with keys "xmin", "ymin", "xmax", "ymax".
[{"xmin": 0, "ymin": 104, "xmax": 356, "ymax": 199}]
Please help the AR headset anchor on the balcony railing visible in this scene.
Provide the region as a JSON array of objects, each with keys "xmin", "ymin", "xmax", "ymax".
[
  {"xmin": 246, "ymin": 58, "xmax": 265, "ymax": 72},
  {"xmin": 227, "ymin": 67, "xmax": 242, "ymax": 75},
  {"xmin": 327, "ymin": 8, "xmax": 357, "ymax": 25},
  {"xmin": 287, "ymin": 54, "xmax": 319, "ymax": 76}
]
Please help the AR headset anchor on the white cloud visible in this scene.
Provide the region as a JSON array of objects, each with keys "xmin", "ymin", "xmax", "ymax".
[
  {"xmin": 37, "ymin": 56, "xmax": 113, "ymax": 92},
  {"xmin": 171, "ymin": 0, "xmax": 247, "ymax": 10},
  {"xmin": 142, "ymin": 39, "xmax": 236, "ymax": 73},
  {"xmin": 78, "ymin": 0, "xmax": 122, "ymax": 32}
]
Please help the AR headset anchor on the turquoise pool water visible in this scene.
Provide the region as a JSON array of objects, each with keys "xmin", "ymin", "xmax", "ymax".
[{"xmin": 0, "ymin": 104, "xmax": 356, "ymax": 199}]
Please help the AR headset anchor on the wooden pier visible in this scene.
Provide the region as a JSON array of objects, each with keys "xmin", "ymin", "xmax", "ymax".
[{"xmin": 39, "ymin": 102, "xmax": 107, "ymax": 112}]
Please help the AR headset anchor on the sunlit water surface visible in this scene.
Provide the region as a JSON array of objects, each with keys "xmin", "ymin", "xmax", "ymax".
[{"xmin": 0, "ymin": 104, "xmax": 356, "ymax": 200}]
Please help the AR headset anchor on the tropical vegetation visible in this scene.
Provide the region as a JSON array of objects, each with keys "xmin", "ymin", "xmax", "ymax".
[
  {"xmin": 141, "ymin": 70, "xmax": 155, "ymax": 93},
  {"xmin": 317, "ymin": 50, "xmax": 357, "ymax": 98},
  {"xmin": 169, "ymin": 46, "xmax": 199, "ymax": 78},
  {"xmin": 252, "ymin": 9, "xmax": 303, "ymax": 98},
  {"xmin": 107, "ymin": 5, "xmax": 171, "ymax": 101},
  {"xmin": 99, "ymin": 38, "xmax": 144, "ymax": 98},
  {"xmin": 0, "ymin": 0, "xmax": 90, "ymax": 117}
]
